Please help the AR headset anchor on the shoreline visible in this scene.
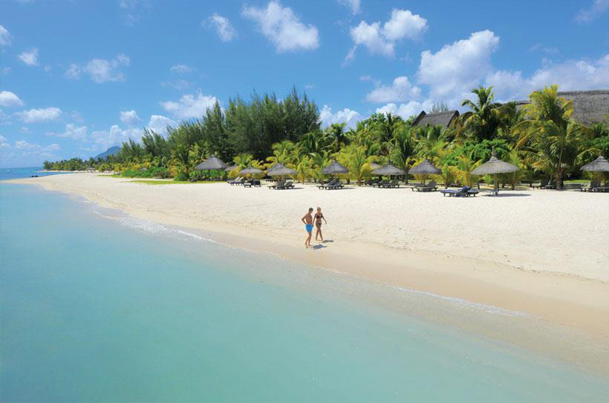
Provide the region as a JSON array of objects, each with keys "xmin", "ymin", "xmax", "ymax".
[{"xmin": 5, "ymin": 174, "xmax": 609, "ymax": 377}]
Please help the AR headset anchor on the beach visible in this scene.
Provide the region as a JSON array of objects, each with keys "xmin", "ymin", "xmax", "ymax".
[{"xmin": 8, "ymin": 173, "xmax": 609, "ymax": 375}]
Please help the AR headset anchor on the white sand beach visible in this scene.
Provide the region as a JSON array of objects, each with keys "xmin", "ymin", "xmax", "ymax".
[{"xmin": 9, "ymin": 173, "xmax": 609, "ymax": 373}]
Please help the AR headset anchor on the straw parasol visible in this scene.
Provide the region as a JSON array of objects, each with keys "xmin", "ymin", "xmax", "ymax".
[
  {"xmin": 472, "ymin": 152, "xmax": 519, "ymax": 195},
  {"xmin": 409, "ymin": 158, "xmax": 440, "ymax": 185},
  {"xmin": 322, "ymin": 161, "xmax": 349, "ymax": 175},
  {"xmin": 239, "ymin": 166, "xmax": 263, "ymax": 176},
  {"xmin": 195, "ymin": 154, "xmax": 227, "ymax": 171},
  {"xmin": 368, "ymin": 162, "xmax": 381, "ymax": 170},
  {"xmin": 581, "ymin": 156, "xmax": 609, "ymax": 172},
  {"xmin": 372, "ymin": 163, "xmax": 405, "ymax": 176},
  {"xmin": 267, "ymin": 163, "xmax": 296, "ymax": 177}
]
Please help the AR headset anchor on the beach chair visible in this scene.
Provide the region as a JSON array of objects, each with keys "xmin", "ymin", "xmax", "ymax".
[
  {"xmin": 581, "ymin": 180, "xmax": 599, "ymax": 192},
  {"xmin": 440, "ymin": 186, "xmax": 471, "ymax": 197},
  {"xmin": 229, "ymin": 177, "xmax": 243, "ymax": 185},
  {"xmin": 284, "ymin": 181, "xmax": 294, "ymax": 189},
  {"xmin": 318, "ymin": 178, "xmax": 336, "ymax": 189},
  {"xmin": 327, "ymin": 180, "xmax": 344, "ymax": 190},
  {"xmin": 244, "ymin": 179, "xmax": 261, "ymax": 188},
  {"xmin": 466, "ymin": 188, "xmax": 479, "ymax": 197},
  {"xmin": 385, "ymin": 179, "xmax": 400, "ymax": 188},
  {"xmin": 268, "ymin": 179, "xmax": 285, "ymax": 189},
  {"xmin": 374, "ymin": 179, "xmax": 389, "ymax": 188},
  {"xmin": 532, "ymin": 178, "xmax": 549, "ymax": 189}
]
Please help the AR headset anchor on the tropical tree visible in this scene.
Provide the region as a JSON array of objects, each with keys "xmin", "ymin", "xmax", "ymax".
[{"xmin": 460, "ymin": 86, "xmax": 503, "ymax": 141}]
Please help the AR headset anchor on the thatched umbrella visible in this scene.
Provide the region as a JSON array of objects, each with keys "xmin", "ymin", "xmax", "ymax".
[
  {"xmin": 239, "ymin": 166, "xmax": 263, "ymax": 176},
  {"xmin": 195, "ymin": 154, "xmax": 227, "ymax": 180},
  {"xmin": 581, "ymin": 156, "xmax": 609, "ymax": 172},
  {"xmin": 195, "ymin": 154, "xmax": 227, "ymax": 171},
  {"xmin": 267, "ymin": 163, "xmax": 296, "ymax": 177},
  {"xmin": 368, "ymin": 162, "xmax": 381, "ymax": 170},
  {"xmin": 409, "ymin": 158, "xmax": 440, "ymax": 185},
  {"xmin": 472, "ymin": 152, "xmax": 519, "ymax": 195},
  {"xmin": 372, "ymin": 164, "xmax": 405, "ymax": 177},
  {"xmin": 322, "ymin": 161, "xmax": 349, "ymax": 175}
]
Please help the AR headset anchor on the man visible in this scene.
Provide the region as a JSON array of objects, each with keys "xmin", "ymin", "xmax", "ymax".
[{"xmin": 301, "ymin": 207, "xmax": 314, "ymax": 248}]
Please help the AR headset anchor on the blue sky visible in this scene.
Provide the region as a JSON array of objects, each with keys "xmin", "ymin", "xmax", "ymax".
[{"xmin": 1, "ymin": 0, "xmax": 608, "ymax": 168}]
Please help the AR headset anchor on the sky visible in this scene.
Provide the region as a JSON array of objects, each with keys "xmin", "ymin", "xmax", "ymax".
[{"xmin": 0, "ymin": 0, "xmax": 608, "ymax": 168}]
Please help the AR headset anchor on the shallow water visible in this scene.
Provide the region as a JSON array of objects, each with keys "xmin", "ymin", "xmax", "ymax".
[{"xmin": 1, "ymin": 183, "xmax": 608, "ymax": 402}]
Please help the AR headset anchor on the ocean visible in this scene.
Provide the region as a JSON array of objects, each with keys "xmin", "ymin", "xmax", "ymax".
[{"xmin": 1, "ymin": 169, "xmax": 608, "ymax": 402}]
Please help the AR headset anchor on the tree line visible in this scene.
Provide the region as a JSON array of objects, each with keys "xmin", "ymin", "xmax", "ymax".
[{"xmin": 44, "ymin": 85, "xmax": 609, "ymax": 189}]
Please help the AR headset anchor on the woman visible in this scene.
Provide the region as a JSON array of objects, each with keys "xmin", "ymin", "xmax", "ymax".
[{"xmin": 314, "ymin": 207, "xmax": 327, "ymax": 242}]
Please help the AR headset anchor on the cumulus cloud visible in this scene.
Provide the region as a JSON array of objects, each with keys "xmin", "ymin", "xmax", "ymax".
[
  {"xmin": 16, "ymin": 107, "xmax": 62, "ymax": 123},
  {"xmin": 120, "ymin": 110, "xmax": 141, "ymax": 126},
  {"xmin": 0, "ymin": 24, "xmax": 12, "ymax": 46},
  {"xmin": 18, "ymin": 48, "xmax": 39, "ymax": 66},
  {"xmin": 146, "ymin": 115, "xmax": 177, "ymax": 134},
  {"xmin": 170, "ymin": 64, "xmax": 192, "ymax": 74},
  {"xmin": 0, "ymin": 135, "xmax": 9, "ymax": 148},
  {"xmin": 47, "ymin": 123, "xmax": 88, "ymax": 141},
  {"xmin": 487, "ymin": 54, "xmax": 609, "ymax": 102},
  {"xmin": 90, "ymin": 125, "xmax": 142, "ymax": 151},
  {"xmin": 576, "ymin": 0, "xmax": 609, "ymax": 23},
  {"xmin": 418, "ymin": 30, "xmax": 499, "ymax": 105},
  {"xmin": 0, "ymin": 91, "xmax": 25, "ymax": 108},
  {"xmin": 337, "ymin": 0, "xmax": 361, "ymax": 15},
  {"xmin": 348, "ymin": 9, "xmax": 427, "ymax": 60},
  {"xmin": 65, "ymin": 54, "xmax": 131, "ymax": 83},
  {"xmin": 320, "ymin": 105, "xmax": 361, "ymax": 128},
  {"xmin": 160, "ymin": 93, "xmax": 219, "ymax": 120},
  {"xmin": 205, "ymin": 13, "xmax": 238, "ymax": 42},
  {"xmin": 242, "ymin": 1, "xmax": 319, "ymax": 52},
  {"xmin": 365, "ymin": 76, "xmax": 422, "ymax": 103},
  {"xmin": 375, "ymin": 100, "xmax": 433, "ymax": 120},
  {"xmin": 14, "ymin": 140, "xmax": 60, "ymax": 154}
]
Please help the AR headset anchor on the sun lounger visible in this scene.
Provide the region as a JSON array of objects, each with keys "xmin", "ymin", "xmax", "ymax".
[
  {"xmin": 413, "ymin": 180, "xmax": 437, "ymax": 192},
  {"xmin": 531, "ymin": 178, "xmax": 549, "ymax": 189},
  {"xmin": 268, "ymin": 180, "xmax": 285, "ymax": 189},
  {"xmin": 581, "ymin": 180, "xmax": 599, "ymax": 192},
  {"xmin": 380, "ymin": 179, "xmax": 400, "ymax": 188},
  {"xmin": 229, "ymin": 177, "xmax": 243, "ymax": 185},
  {"xmin": 244, "ymin": 180, "xmax": 261, "ymax": 188},
  {"xmin": 318, "ymin": 179, "xmax": 336, "ymax": 189},
  {"xmin": 374, "ymin": 179, "xmax": 389, "ymax": 188},
  {"xmin": 440, "ymin": 186, "xmax": 473, "ymax": 197},
  {"xmin": 328, "ymin": 180, "xmax": 345, "ymax": 189}
]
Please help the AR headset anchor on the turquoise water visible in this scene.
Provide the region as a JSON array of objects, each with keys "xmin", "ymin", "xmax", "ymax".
[
  {"xmin": 0, "ymin": 167, "xmax": 65, "ymax": 181},
  {"xmin": 1, "ymin": 182, "xmax": 609, "ymax": 402}
]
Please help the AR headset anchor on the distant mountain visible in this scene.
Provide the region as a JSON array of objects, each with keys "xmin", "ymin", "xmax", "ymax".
[{"xmin": 95, "ymin": 146, "xmax": 120, "ymax": 159}]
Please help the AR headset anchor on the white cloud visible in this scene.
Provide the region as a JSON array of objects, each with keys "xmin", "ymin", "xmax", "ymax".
[
  {"xmin": 487, "ymin": 54, "xmax": 609, "ymax": 102},
  {"xmin": 65, "ymin": 54, "xmax": 130, "ymax": 83},
  {"xmin": 0, "ymin": 91, "xmax": 25, "ymax": 108},
  {"xmin": 47, "ymin": 123, "xmax": 88, "ymax": 141},
  {"xmin": 320, "ymin": 105, "xmax": 361, "ymax": 128},
  {"xmin": 0, "ymin": 135, "xmax": 9, "ymax": 148},
  {"xmin": 146, "ymin": 115, "xmax": 177, "ymax": 134},
  {"xmin": 242, "ymin": 1, "xmax": 319, "ymax": 52},
  {"xmin": 348, "ymin": 9, "xmax": 427, "ymax": 59},
  {"xmin": 161, "ymin": 79, "xmax": 192, "ymax": 90},
  {"xmin": 365, "ymin": 76, "xmax": 422, "ymax": 103},
  {"xmin": 2, "ymin": 67, "xmax": 11, "ymax": 75},
  {"xmin": 337, "ymin": 0, "xmax": 361, "ymax": 15},
  {"xmin": 16, "ymin": 107, "xmax": 62, "ymax": 123},
  {"xmin": 90, "ymin": 125, "xmax": 142, "ymax": 151},
  {"xmin": 14, "ymin": 140, "xmax": 60, "ymax": 153},
  {"xmin": 375, "ymin": 100, "xmax": 433, "ymax": 120},
  {"xmin": 382, "ymin": 9, "xmax": 428, "ymax": 41},
  {"xmin": 418, "ymin": 30, "xmax": 499, "ymax": 105},
  {"xmin": 18, "ymin": 48, "xmax": 39, "ymax": 66},
  {"xmin": 205, "ymin": 13, "xmax": 238, "ymax": 42},
  {"xmin": 120, "ymin": 110, "xmax": 141, "ymax": 126},
  {"xmin": 576, "ymin": 0, "xmax": 609, "ymax": 23},
  {"xmin": 0, "ymin": 24, "xmax": 12, "ymax": 46},
  {"xmin": 118, "ymin": 0, "xmax": 151, "ymax": 26},
  {"xmin": 160, "ymin": 93, "xmax": 219, "ymax": 120},
  {"xmin": 170, "ymin": 64, "xmax": 192, "ymax": 74}
]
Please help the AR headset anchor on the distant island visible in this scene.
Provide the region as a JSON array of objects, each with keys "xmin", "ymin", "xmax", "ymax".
[{"xmin": 95, "ymin": 146, "xmax": 121, "ymax": 160}]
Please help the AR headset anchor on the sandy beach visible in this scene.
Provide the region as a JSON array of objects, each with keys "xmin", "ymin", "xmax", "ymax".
[{"xmin": 8, "ymin": 173, "xmax": 609, "ymax": 375}]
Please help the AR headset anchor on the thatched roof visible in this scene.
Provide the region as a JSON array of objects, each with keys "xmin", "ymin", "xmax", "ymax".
[
  {"xmin": 409, "ymin": 158, "xmax": 441, "ymax": 175},
  {"xmin": 195, "ymin": 154, "xmax": 227, "ymax": 171},
  {"xmin": 239, "ymin": 166, "xmax": 263, "ymax": 175},
  {"xmin": 322, "ymin": 161, "xmax": 349, "ymax": 175},
  {"xmin": 517, "ymin": 90, "xmax": 609, "ymax": 125},
  {"xmin": 412, "ymin": 110, "xmax": 460, "ymax": 128},
  {"xmin": 267, "ymin": 163, "xmax": 296, "ymax": 176},
  {"xmin": 368, "ymin": 162, "xmax": 381, "ymax": 170},
  {"xmin": 581, "ymin": 156, "xmax": 609, "ymax": 172},
  {"xmin": 372, "ymin": 164, "xmax": 405, "ymax": 176},
  {"xmin": 472, "ymin": 153, "xmax": 519, "ymax": 175}
]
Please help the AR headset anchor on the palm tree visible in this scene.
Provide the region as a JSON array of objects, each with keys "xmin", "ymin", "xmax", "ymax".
[
  {"xmin": 338, "ymin": 145, "xmax": 371, "ymax": 186},
  {"xmin": 460, "ymin": 86, "xmax": 502, "ymax": 141},
  {"xmin": 516, "ymin": 85, "xmax": 586, "ymax": 190}
]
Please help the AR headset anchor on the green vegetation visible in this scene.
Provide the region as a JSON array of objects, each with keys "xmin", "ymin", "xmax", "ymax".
[{"xmin": 44, "ymin": 86, "xmax": 609, "ymax": 188}]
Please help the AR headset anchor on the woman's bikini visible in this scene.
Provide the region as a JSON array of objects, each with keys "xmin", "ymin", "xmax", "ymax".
[{"xmin": 314, "ymin": 213, "xmax": 324, "ymax": 227}]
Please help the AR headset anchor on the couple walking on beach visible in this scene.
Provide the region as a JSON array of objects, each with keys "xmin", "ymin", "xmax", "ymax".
[{"xmin": 301, "ymin": 207, "xmax": 327, "ymax": 248}]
